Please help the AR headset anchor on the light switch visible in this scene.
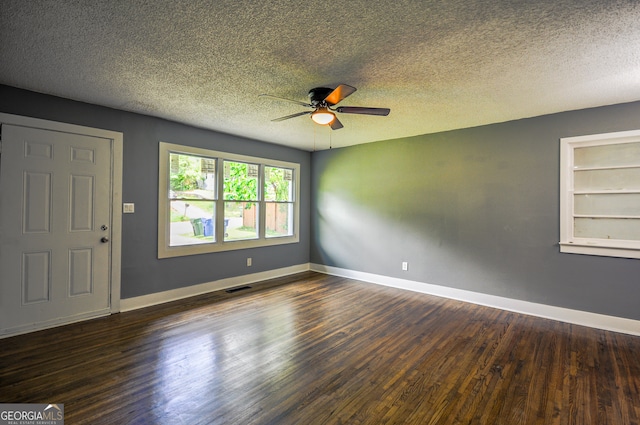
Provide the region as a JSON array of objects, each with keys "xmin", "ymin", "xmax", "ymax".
[{"xmin": 123, "ymin": 203, "xmax": 135, "ymax": 213}]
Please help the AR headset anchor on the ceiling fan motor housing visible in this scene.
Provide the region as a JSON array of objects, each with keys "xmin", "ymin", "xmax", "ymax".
[{"xmin": 308, "ymin": 87, "xmax": 334, "ymax": 106}]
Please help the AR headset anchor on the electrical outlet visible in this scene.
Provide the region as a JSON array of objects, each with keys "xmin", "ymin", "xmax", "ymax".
[
  {"xmin": 247, "ymin": 257, "xmax": 252, "ymax": 267},
  {"xmin": 402, "ymin": 261, "xmax": 408, "ymax": 271},
  {"xmin": 123, "ymin": 203, "xmax": 135, "ymax": 213}
]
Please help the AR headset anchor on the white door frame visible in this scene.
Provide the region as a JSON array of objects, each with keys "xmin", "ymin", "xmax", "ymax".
[{"xmin": 0, "ymin": 113, "xmax": 123, "ymax": 322}]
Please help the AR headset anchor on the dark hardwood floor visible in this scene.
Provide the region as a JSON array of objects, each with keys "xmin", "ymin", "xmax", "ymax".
[{"xmin": 1, "ymin": 271, "xmax": 639, "ymax": 424}]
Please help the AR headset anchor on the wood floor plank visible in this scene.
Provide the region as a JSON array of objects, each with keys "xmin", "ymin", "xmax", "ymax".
[{"xmin": 1, "ymin": 271, "xmax": 639, "ymax": 424}]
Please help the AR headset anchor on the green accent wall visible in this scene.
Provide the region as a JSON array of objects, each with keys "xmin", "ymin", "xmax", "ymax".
[{"xmin": 311, "ymin": 102, "xmax": 640, "ymax": 320}]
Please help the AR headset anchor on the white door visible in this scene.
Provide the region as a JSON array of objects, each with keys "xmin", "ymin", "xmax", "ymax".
[{"xmin": 0, "ymin": 124, "xmax": 113, "ymax": 335}]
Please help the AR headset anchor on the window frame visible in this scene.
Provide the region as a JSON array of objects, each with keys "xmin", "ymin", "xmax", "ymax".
[
  {"xmin": 560, "ymin": 129, "xmax": 640, "ymax": 259},
  {"xmin": 263, "ymin": 165, "xmax": 296, "ymax": 239},
  {"xmin": 158, "ymin": 142, "xmax": 300, "ymax": 258}
]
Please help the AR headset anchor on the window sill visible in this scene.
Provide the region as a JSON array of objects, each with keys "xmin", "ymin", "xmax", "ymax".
[
  {"xmin": 158, "ymin": 234, "xmax": 299, "ymax": 259},
  {"xmin": 559, "ymin": 242, "xmax": 640, "ymax": 259}
]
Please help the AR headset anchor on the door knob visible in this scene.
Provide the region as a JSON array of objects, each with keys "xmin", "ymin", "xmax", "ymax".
[{"xmin": 101, "ymin": 237, "xmax": 109, "ymax": 243}]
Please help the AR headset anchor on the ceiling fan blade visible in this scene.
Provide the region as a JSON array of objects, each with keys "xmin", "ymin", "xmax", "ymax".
[
  {"xmin": 324, "ymin": 84, "xmax": 357, "ymax": 105},
  {"xmin": 330, "ymin": 116, "xmax": 344, "ymax": 130},
  {"xmin": 259, "ymin": 94, "xmax": 312, "ymax": 108},
  {"xmin": 271, "ymin": 111, "xmax": 312, "ymax": 122},
  {"xmin": 335, "ymin": 106, "xmax": 390, "ymax": 116}
]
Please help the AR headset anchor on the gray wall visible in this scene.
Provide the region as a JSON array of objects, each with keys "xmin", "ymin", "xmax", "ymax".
[
  {"xmin": 311, "ymin": 101, "xmax": 640, "ymax": 321},
  {"xmin": 0, "ymin": 85, "xmax": 311, "ymax": 299}
]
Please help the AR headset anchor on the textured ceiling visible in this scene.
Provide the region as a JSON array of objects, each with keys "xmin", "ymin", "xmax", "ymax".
[{"xmin": 2, "ymin": 1, "xmax": 640, "ymax": 151}]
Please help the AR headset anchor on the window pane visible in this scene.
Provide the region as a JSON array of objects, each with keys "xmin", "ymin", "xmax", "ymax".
[
  {"xmin": 574, "ymin": 142, "xmax": 640, "ymax": 169},
  {"xmin": 574, "ymin": 217, "xmax": 640, "ymax": 240},
  {"xmin": 265, "ymin": 166, "xmax": 293, "ymax": 202},
  {"xmin": 574, "ymin": 193, "xmax": 640, "ymax": 216},
  {"xmin": 169, "ymin": 153, "xmax": 216, "ymax": 200},
  {"xmin": 224, "ymin": 202, "xmax": 258, "ymax": 241},
  {"xmin": 224, "ymin": 161, "xmax": 258, "ymax": 201},
  {"xmin": 574, "ymin": 168, "xmax": 640, "ymax": 191},
  {"xmin": 266, "ymin": 202, "xmax": 293, "ymax": 238},
  {"xmin": 169, "ymin": 200, "xmax": 215, "ymax": 246}
]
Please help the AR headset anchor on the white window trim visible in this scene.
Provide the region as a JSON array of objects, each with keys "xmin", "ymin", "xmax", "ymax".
[
  {"xmin": 158, "ymin": 142, "xmax": 300, "ymax": 258},
  {"xmin": 560, "ymin": 129, "xmax": 640, "ymax": 259}
]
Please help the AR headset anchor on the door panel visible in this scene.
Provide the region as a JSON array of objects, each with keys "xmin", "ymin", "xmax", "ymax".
[
  {"xmin": 22, "ymin": 251, "xmax": 51, "ymax": 303},
  {"xmin": 24, "ymin": 172, "xmax": 52, "ymax": 233},
  {"xmin": 0, "ymin": 124, "xmax": 112, "ymax": 334},
  {"xmin": 69, "ymin": 248, "xmax": 93, "ymax": 296},
  {"xmin": 70, "ymin": 174, "xmax": 95, "ymax": 231}
]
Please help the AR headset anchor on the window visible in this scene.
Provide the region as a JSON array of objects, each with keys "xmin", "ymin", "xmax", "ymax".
[
  {"xmin": 264, "ymin": 166, "xmax": 295, "ymax": 238},
  {"xmin": 158, "ymin": 142, "xmax": 299, "ymax": 258},
  {"xmin": 224, "ymin": 161, "xmax": 259, "ymax": 241},
  {"xmin": 560, "ymin": 129, "xmax": 640, "ymax": 259},
  {"xmin": 167, "ymin": 151, "xmax": 217, "ymax": 247}
]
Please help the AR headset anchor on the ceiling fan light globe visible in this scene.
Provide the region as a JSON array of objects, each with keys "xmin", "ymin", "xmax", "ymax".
[{"xmin": 311, "ymin": 109, "xmax": 335, "ymax": 125}]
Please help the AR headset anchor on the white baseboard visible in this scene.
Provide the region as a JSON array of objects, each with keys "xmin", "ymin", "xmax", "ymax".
[
  {"xmin": 120, "ymin": 263, "xmax": 310, "ymax": 312},
  {"xmin": 0, "ymin": 309, "xmax": 111, "ymax": 339},
  {"xmin": 120, "ymin": 262, "xmax": 640, "ymax": 337},
  {"xmin": 310, "ymin": 263, "xmax": 640, "ymax": 337}
]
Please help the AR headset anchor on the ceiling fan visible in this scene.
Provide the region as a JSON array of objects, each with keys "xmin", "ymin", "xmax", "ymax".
[{"xmin": 259, "ymin": 84, "xmax": 390, "ymax": 130}]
